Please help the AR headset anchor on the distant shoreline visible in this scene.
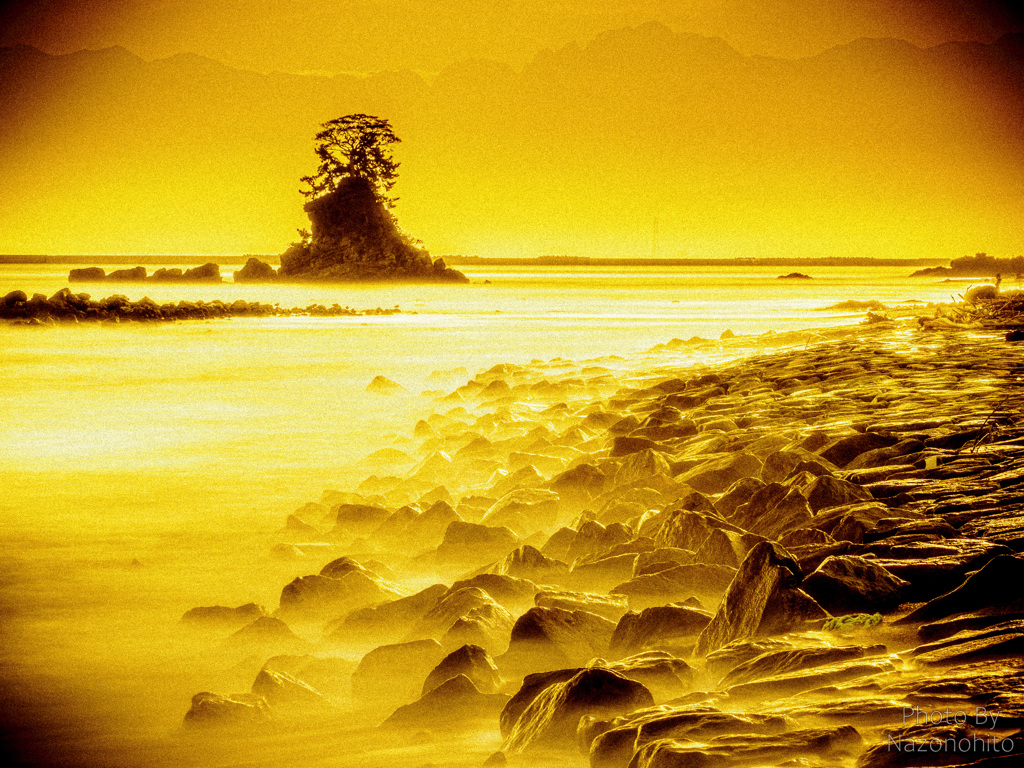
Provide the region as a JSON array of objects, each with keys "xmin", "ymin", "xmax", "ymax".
[{"xmin": 1, "ymin": 255, "xmax": 946, "ymax": 267}]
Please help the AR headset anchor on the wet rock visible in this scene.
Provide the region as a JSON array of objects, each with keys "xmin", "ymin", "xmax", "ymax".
[
  {"xmin": 365, "ymin": 375, "xmax": 406, "ymax": 394},
  {"xmin": 183, "ymin": 692, "xmax": 271, "ymax": 728},
  {"xmin": 329, "ymin": 583, "xmax": 447, "ymax": 644},
  {"xmin": 846, "ymin": 438, "xmax": 926, "ymax": 470},
  {"xmin": 612, "ymin": 563, "xmax": 737, "ymax": 610},
  {"xmin": 718, "ymin": 644, "xmax": 888, "ymax": 688},
  {"xmin": 503, "ymin": 668, "xmax": 654, "ymax": 754},
  {"xmin": 567, "ymin": 520, "xmax": 634, "ymax": 563},
  {"xmin": 351, "ymin": 638, "xmax": 447, "ymax": 709},
  {"xmin": 587, "ymin": 706, "xmax": 794, "ymax": 768},
  {"xmin": 534, "ymin": 589, "xmax": 631, "ymax": 622},
  {"xmin": 731, "ymin": 483, "xmax": 813, "ymax": 539},
  {"xmin": 676, "ymin": 452, "xmax": 764, "ymax": 495},
  {"xmin": 820, "ymin": 432, "xmax": 899, "ymax": 468},
  {"xmin": 446, "ymin": 574, "xmax": 538, "ymax": 613},
  {"xmin": 227, "ymin": 617, "xmax": 310, "ymax": 655},
  {"xmin": 233, "ymin": 257, "xmax": 277, "ymax": 282},
  {"xmin": 490, "ymin": 544, "xmax": 569, "ymax": 583},
  {"xmin": 804, "ymin": 474, "xmax": 873, "ymax": 511},
  {"xmin": 441, "ymin": 601, "xmax": 515, "ymax": 655},
  {"xmin": 714, "ymin": 477, "xmax": 767, "ymax": 518},
  {"xmin": 329, "ymin": 503, "xmax": 391, "ymax": 538},
  {"xmin": 180, "ymin": 602, "xmax": 267, "ymax": 629},
  {"xmin": 614, "ymin": 449, "xmax": 673, "ymax": 487},
  {"xmin": 695, "ymin": 541, "xmax": 828, "ymax": 657},
  {"xmin": 381, "ymin": 673, "xmax": 509, "ymax": 729},
  {"xmin": 898, "ymin": 555, "xmax": 1024, "ymax": 625},
  {"xmin": 422, "ymin": 643, "xmax": 501, "ymax": 695},
  {"xmin": 278, "ymin": 567, "xmax": 404, "ymax": 620},
  {"xmin": 435, "ymin": 521, "xmax": 519, "ymax": 564},
  {"xmin": 910, "ymin": 621, "xmax": 1024, "ymax": 666},
  {"xmin": 691, "ymin": 527, "xmax": 766, "ymax": 568},
  {"xmin": 654, "ymin": 492, "xmax": 741, "ymax": 551},
  {"xmin": 69, "ymin": 267, "xmax": 106, "ymax": 282},
  {"xmin": 858, "ymin": 723, "xmax": 1024, "ymax": 768},
  {"xmin": 410, "ymin": 586, "xmax": 510, "ymax": 643},
  {"xmin": 500, "ymin": 606, "xmax": 616, "ymax": 673},
  {"xmin": 108, "ymin": 266, "xmax": 147, "ymax": 281},
  {"xmin": 866, "ymin": 539, "xmax": 1012, "ymax": 601},
  {"xmin": 251, "ymin": 668, "xmax": 329, "ymax": 707},
  {"xmin": 594, "ymin": 651, "xmax": 693, "ymax": 701},
  {"xmin": 610, "ymin": 605, "xmax": 713, "ymax": 655},
  {"xmin": 548, "ymin": 463, "xmax": 606, "ymax": 505},
  {"xmin": 481, "ymin": 488, "xmax": 560, "ymax": 536},
  {"xmin": 629, "ymin": 724, "xmax": 863, "ymax": 767},
  {"xmin": 801, "ymin": 555, "xmax": 910, "ymax": 614}
]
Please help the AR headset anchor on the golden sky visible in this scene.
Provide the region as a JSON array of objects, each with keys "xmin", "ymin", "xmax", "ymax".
[
  {"xmin": 3, "ymin": 0, "xmax": 1021, "ymax": 74},
  {"xmin": 0, "ymin": 1, "xmax": 1022, "ymax": 258}
]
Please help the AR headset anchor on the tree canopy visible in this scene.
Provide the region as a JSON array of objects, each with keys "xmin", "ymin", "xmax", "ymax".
[{"xmin": 300, "ymin": 114, "xmax": 400, "ymax": 205}]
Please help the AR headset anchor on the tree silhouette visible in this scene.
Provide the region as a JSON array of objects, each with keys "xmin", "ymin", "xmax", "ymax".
[{"xmin": 300, "ymin": 114, "xmax": 400, "ymax": 206}]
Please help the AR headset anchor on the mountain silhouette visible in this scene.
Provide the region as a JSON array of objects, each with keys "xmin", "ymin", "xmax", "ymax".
[{"xmin": 0, "ymin": 24, "xmax": 1021, "ymax": 257}]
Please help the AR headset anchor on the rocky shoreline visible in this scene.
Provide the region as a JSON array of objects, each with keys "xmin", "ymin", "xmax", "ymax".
[
  {"xmin": 0, "ymin": 288, "xmax": 402, "ymax": 324},
  {"xmin": 175, "ymin": 321, "xmax": 1024, "ymax": 766}
]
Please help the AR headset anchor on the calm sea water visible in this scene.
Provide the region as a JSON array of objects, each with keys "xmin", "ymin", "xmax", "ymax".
[{"xmin": 0, "ymin": 261, "xmax": 955, "ymax": 766}]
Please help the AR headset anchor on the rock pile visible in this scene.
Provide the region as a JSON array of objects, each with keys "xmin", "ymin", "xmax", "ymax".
[
  {"xmin": 0, "ymin": 289, "xmax": 402, "ymax": 324},
  {"xmin": 69, "ymin": 263, "xmax": 222, "ymax": 282},
  {"xmin": 179, "ymin": 325, "xmax": 1024, "ymax": 765}
]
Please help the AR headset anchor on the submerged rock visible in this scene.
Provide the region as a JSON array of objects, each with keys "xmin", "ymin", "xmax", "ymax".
[{"xmin": 183, "ymin": 692, "xmax": 272, "ymax": 728}]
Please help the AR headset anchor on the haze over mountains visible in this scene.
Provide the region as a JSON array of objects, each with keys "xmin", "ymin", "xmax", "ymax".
[{"xmin": 1, "ymin": 22, "xmax": 1021, "ymax": 258}]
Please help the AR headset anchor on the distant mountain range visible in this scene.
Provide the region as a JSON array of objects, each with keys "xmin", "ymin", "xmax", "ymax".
[{"xmin": 1, "ymin": 23, "xmax": 1021, "ymax": 258}]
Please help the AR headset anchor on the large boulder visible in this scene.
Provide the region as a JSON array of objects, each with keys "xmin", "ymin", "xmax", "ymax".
[
  {"xmin": 380, "ymin": 674, "xmax": 509, "ymax": 729},
  {"xmin": 610, "ymin": 605, "xmax": 713, "ymax": 655},
  {"xmin": 500, "ymin": 606, "xmax": 616, "ymax": 673},
  {"xmin": 801, "ymin": 555, "xmax": 909, "ymax": 615},
  {"xmin": 350, "ymin": 638, "xmax": 446, "ymax": 709},
  {"xmin": 422, "ymin": 644, "xmax": 502, "ymax": 695},
  {"xmin": 502, "ymin": 668, "xmax": 654, "ymax": 753},
  {"xmin": 695, "ymin": 541, "xmax": 828, "ymax": 657},
  {"xmin": 233, "ymin": 257, "xmax": 278, "ymax": 282},
  {"xmin": 183, "ymin": 692, "xmax": 271, "ymax": 728}
]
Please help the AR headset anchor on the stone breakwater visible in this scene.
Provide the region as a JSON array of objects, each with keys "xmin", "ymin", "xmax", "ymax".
[
  {"xmin": 178, "ymin": 324, "xmax": 1024, "ymax": 767},
  {"xmin": 0, "ymin": 288, "xmax": 401, "ymax": 324}
]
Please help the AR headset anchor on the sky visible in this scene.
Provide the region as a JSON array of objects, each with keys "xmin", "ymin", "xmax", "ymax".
[
  {"xmin": 2, "ymin": 0, "xmax": 1022, "ymax": 74},
  {"xmin": 0, "ymin": 1, "xmax": 1022, "ymax": 258}
]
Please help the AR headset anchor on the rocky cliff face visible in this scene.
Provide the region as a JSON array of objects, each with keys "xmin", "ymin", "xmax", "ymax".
[{"xmin": 278, "ymin": 177, "xmax": 467, "ymax": 283}]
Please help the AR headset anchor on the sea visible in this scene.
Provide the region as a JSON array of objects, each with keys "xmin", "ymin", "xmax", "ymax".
[{"xmin": 0, "ymin": 261, "xmax": 964, "ymax": 767}]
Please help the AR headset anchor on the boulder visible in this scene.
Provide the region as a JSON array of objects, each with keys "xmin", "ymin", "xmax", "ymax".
[
  {"xmin": 329, "ymin": 583, "xmax": 447, "ymax": 644},
  {"xmin": 804, "ymin": 475, "xmax": 873, "ymax": 511},
  {"xmin": 500, "ymin": 606, "xmax": 616, "ymax": 673},
  {"xmin": 490, "ymin": 545, "xmax": 569, "ymax": 583},
  {"xmin": 380, "ymin": 674, "xmax": 508, "ymax": 729},
  {"xmin": 226, "ymin": 616, "xmax": 310, "ymax": 655},
  {"xmin": 180, "ymin": 602, "xmax": 267, "ymax": 629},
  {"xmin": 250, "ymin": 668, "xmax": 329, "ymax": 707},
  {"xmin": 898, "ymin": 555, "xmax": 1024, "ymax": 624},
  {"xmin": 481, "ymin": 488, "xmax": 560, "ymax": 536},
  {"xmin": 183, "ymin": 262, "xmax": 222, "ymax": 281},
  {"xmin": 365, "ymin": 375, "xmax": 405, "ymax": 394},
  {"xmin": 611, "ymin": 563, "xmax": 737, "ymax": 610},
  {"xmin": 330, "ymin": 503, "xmax": 391, "ymax": 538},
  {"xmin": 801, "ymin": 555, "xmax": 909, "ymax": 615},
  {"xmin": 610, "ymin": 605, "xmax": 713, "ymax": 655},
  {"xmin": 628, "ymin": 725, "xmax": 863, "ymax": 767},
  {"xmin": 183, "ymin": 692, "xmax": 271, "ymax": 728},
  {"xmin": 422, "ymin": 643, "xmax": 501, "ymax": 695},
  {"xmin": 233, "ymin": 257, "xmax": 277, "ymax": 282},
  {"xmin": 278, "ymin": 568, "xmax": 404, "ymax": 620},
  {"xmin": 350, "ymin": 638, "xmax": 446, "ymax": 709},
  {"xmin": 535, "ymin": 589, "xmax": 630, "ymax": 622},
  {"xmin": 503, "ymin": 668, "xmax": 654, "ymax": 753},
  {"xmin": 594, "ymin": 651, "xmax": 693, "ymax": 701},
  {"xmin": 676, "ymin": 452, "xmax": 763, "ymax": 495},
  {"xmin": 435, "ymin": 521, "xmax": 519, "ymax": 564},
  {"xmin": 819, "ymin": 432, "xmax": 899, "ymax": 468},
  {"xmin": 731, "ymin": 484, "xmax": 813, "ymax": 539},
  {"xmin": 68, "ymin": 267, "xmax": 106, "ymax": 282},
  {"xmin": 695, "ymin": 541, "xmax": 828, "ymax": 657}
]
